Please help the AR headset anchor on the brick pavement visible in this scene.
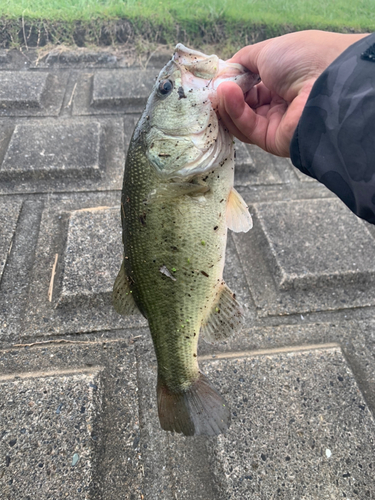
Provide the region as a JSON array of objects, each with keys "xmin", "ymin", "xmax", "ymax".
[{"xmin": 0, "ymin": 47, "xmax": 375, "ymax": 499}]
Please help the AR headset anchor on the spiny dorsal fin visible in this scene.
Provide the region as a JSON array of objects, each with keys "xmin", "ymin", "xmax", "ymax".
[
  {"xmin": 226, "ymin": 187, "xmax": 252, "ymax": 233},
  {"xmin": 112, "ymin": 259, "xmax": 140, "ymax": 316},
  {"xmin": 200, "ymin": 283, "xmax": 245, "ymax": 342}
]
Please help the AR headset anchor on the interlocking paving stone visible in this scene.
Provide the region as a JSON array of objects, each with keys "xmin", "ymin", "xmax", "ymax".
[
  {"xmin": 60, "ymin": 207, "xmax": 122, "ymax": 307},
  {"xmin": 0, "ymin": 339, "xmax": 142, "ymax": 499},
  {"xmin": 73, "ymin": 69, "xmax": 156, "ymax": 115},
  {"xmin": 92, "ymin": 69, "xmax": 155, "ymax": 107},
  {"xmin": 245, "ymin": 144, "xmax": 298, "ymax": 185},
  {"xmin": 0, "ymin": 71, "xmax": 68, "ymax": 116},
  {"xmin": 223, "ymin": 233, "xmax": 255, "ymax": 321},
  {"xmin": 42, "ymin": 50, "xmax": 118, "ymax": 67},
  {"xmin": 0, "ymin": 370, "xmax": 101, "ymax": 498},
  {"xmin": 204, "ymin": 347, "xmax": 375, "ymax": 499},
  {"xmin": 27, "ymin": 47, "xmax": 170, "ymax": 70},
  {"xmin": 0, "ymin": 199, "xmax": 22, "ymax": 280},
  {"xmin": 234, "ymin": 197, "xmax": 375, "ymax": 316},
  {"xmin": 258, "ymin": 198, "xmax": 375, "ymax": 290},
  {"xmin": 1, "ymin": 121, "xmax": 101, "ymax": 181},
  {"xmin": 0, "ymin": 121, "xmax": 13, "ymax": 164},
  {"xmin": 0, "ymin": 71, "xmax": 48, "ymax": 109},
  {"xmin": 0, "ymin": 116, "xmax": 131, "ymax": 194},
  {"xmin": 22, "ymin": 194, "xmax": 146, "ymax": 338}
]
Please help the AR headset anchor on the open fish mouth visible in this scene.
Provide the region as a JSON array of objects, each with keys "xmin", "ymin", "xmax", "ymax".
[{"xmin": 173, "ymin": 43, "xmax": 260, "ymax": 96}]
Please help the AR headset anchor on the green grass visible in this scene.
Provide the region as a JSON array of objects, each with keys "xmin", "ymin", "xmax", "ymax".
[
  {"xmin": 1, "ymin": 0, "xmax": 374, "ymax": 28},
  {"xmin": 0, "ymin": 0, "xmax": 374, "ymax": 49}
]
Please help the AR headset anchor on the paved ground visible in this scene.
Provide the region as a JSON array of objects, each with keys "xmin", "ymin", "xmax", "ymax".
[{"xmin": 1, "ymin": 46, "xmax": 375, "ymax": 499}]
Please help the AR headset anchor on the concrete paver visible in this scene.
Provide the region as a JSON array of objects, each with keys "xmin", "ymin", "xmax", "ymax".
[
  {"xmin": 1, "ymin": 371, "xmax": 100, "ymax": 497},
  {"xmin": 0, "ymin": 71, "xmax": 48, "ymax": 108},
  {"xmin": 1, "ymin": 47, "xmax": 375, "ymax": 499},
  {"xmin": 2, "ymin": 121, "xmax": 101, "ymax": 181},
  {"xmin": 0, "ymin": 71, "xmax": 68, "ymax": 116},
  {"xmin": 233, "ymin": 198, "xmax": 375, "ymax": 317}
]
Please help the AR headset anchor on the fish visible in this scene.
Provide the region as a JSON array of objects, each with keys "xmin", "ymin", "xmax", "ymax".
[{"xmin": 113, "ymin": 44, "xmax": 260, "ymax": 436}]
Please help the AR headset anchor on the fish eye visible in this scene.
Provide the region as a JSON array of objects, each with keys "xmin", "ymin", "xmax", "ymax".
[{"xmin": 158, "ymin": 79, "xmax": 173, "ymax": 96}]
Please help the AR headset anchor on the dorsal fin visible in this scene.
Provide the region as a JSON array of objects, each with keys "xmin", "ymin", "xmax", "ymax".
[
  {"xmin": 200, "ymin": 283, "xmax": 245, "ymax": 342},
  {"xmin": 226, "ymin": 188, "xmax": 252, "ymax": 233}
]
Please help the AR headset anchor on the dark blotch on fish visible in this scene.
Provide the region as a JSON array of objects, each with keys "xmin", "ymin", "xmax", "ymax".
[
  {"xmin": 139, "ymin": 213, "xmax": 147, "ymax": 226},
  {"xmin": 178, "ymin": 86, "xmax": 187, "ymax": 99}
]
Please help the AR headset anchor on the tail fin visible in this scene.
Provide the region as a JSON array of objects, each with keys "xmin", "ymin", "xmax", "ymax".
[{"xmin": 157, "ymin": 373, "xmax": 231, "ymax": 436}]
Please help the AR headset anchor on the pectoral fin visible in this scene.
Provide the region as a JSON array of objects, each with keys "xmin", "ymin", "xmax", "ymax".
[
  {"xmin": 200, "ymin": 283, "xmax": 244, "ymax": 342},
  {"xmin": 226, "ymin": 188, "xmax": 252, "ymax": 233},
  {"xmin": 112, "ymin": 260, "xmax": 140, "ymax": 316}
]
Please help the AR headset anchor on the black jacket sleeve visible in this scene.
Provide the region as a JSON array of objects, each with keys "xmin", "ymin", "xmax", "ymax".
[{"xmin": 290, "ymin": 32, "xmax": 375, "ymax": 224}]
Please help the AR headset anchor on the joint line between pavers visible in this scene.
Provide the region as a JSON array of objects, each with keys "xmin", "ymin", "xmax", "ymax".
[
  {"xmin": 198, "ymin": 342, "xmax": 340, "ymax": 361},
  {"xmin": 5, "ymin": 335, "xmax": 144, "ymax": 351},
  {"xmin": 0, "ymin": 366, "xmax": 104, "ymax": 382}
]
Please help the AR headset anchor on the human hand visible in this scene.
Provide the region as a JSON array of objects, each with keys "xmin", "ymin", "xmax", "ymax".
[{"xmin": 217, "ymin": 30, "xmax": 369, "ymax": 157}]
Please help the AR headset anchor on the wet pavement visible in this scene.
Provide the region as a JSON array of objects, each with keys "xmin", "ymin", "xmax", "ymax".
[{"xmin": 1, "ymin": 47, "xmax": 375, "ymax": 499}]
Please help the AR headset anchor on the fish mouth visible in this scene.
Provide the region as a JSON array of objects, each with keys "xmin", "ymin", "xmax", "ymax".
[{"xmin": 173, "ymin": 43, "xmax": 260, "ymax": 96}]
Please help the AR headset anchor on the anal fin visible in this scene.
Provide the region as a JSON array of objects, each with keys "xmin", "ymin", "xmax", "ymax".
[
  {"xmin": 226, "ymin": 187, "xmax": 252, "ymax": 233},
  {"xmin": 201, "ymin": 283, "xmax": 244, "ymax": 342},
  {"xmin": 112, "ymin": 259, "xmax": 140, "ymax": 316}
]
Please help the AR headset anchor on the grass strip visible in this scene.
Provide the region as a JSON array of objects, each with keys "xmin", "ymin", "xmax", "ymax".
[{"xmin": 1, "ymin": 0, "xmax": 374, "ymax": 49}]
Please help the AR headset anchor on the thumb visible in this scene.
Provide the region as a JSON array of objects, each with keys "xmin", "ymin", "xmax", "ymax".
[
  {"xmin": 228, "ymin": 39, "xmax": 271, "ymax": 74},
  {"xmin": 217, "ymin": 81, "xmax": 262, "ymax": 145}
]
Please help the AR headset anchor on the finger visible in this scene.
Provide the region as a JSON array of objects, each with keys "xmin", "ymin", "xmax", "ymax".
[
  {"xmin": 217, "ymin": 81, "xmax": 247, "ymax": 121},
  {"xmin": 218, "ymin": 81, "xmax": 270, "ymax": 149},
  {"xmin": 245, "ymin": 82, "xmax": 273, "ymax": 109},
  {"xmin": 228, "ymin": 39, "xmax": 272, "ymax": 74},
  {"xmin": 217, "ymin": 84, "xmax": 256, "ymax": 144}
]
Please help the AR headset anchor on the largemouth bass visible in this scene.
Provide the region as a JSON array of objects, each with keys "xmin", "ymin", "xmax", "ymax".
[{"xmin": 113, "ymin": 45, "xmax": 259, "ymax": 436}]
